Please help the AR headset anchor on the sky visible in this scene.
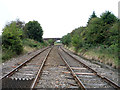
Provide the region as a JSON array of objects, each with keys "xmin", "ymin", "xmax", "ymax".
[{"xmin": 0, "ymin": 0, "xmax": 119, "ymax": 38}]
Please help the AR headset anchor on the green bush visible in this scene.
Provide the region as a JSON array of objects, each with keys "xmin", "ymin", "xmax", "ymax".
[
  {"xmin": 2, "ymin": 22, "xmax": 23, "ymax": 55},
  {"xmin": 72, "ymin": 34, "xmax": 83, "ymax": 52},
  {"xmin": 2, "ymin": 50, "xmax": 16, "ymax": 62}
]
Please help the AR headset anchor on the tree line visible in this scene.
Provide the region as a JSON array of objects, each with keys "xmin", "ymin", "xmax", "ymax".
[
  {"xmin": 61, "ymin": 11, "xmax": 119, "ymax": 64},
  {"xmin": 2, "ymin": 19, "xmax": 44, "ymax": 60}
]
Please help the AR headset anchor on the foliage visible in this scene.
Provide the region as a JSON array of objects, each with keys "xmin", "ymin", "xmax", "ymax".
[
  {"xmin": 24, "ymin": 21, "xmax": 43, "ymax": 42},
  {"xmin": 23, "ymin": 38, "xmax": 47, "ymax": 48},
  {"xmin": 61, "ymin": 11, "xmax": 118, "ymax": 67},
  {"xmin": 61, "ymin": 33, "xmax": 71, "ymax": 46},
  {"xmin": 2, "ymin": 19, "xmax": 47, "ymax": 61},
  {"xmin": 72, "ymin": 34, "xmax": 82, "ymax": 52},
  {"xmin": 2, "ymin": 50, "xmax": 16, "ymax": 61},
  {"xmin": 87, "ymin": 11, "xmax": 97, "ymax": 25},
  {"xmin": 48, "ymin": 39, "xmax": 54, "ymax": 45},
  {"xmin": 85, "ymin": 17, "xmax": 104, "ymax": 44},
  {"xmin": 100, "ymin": 11, "xmax": 117, "ymax": 24},
  {"xmin": 71, "ymin": 27, "xmax": 85, "ymax": 51},
  {"xmin": 2, "ymin": 22, "xmax": 23, "ymax": 55}
]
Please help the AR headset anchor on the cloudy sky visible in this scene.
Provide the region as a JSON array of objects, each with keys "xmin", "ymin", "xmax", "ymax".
[{"xmin": 0, "ymin": 0, "xmax": 119, "ymax": 38}]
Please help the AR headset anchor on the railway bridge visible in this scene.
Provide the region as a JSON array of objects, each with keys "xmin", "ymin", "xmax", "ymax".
[{"xmin": 43, "ymin": 38, "xmax": 61, "ymax": 42}]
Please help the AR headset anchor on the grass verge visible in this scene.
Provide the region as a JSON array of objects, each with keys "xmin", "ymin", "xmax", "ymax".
[{"xmin": 68, "ymin": 46, "xmax": 119, "ymax": 69}]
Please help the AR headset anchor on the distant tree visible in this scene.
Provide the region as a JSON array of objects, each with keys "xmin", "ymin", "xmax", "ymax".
[
  {"xmin": 48, "ymin": 39, "xmax": 54, "ymax": 45},
  {"xmin": 100, "ymin": 11, "xmax": 117, "ymax": 24},
  {"xmin": 16, "ymin": 19, "xmax": 25, "ymax": 29},
  {"xmin": 87, "ymin": 11, "xmax": 97, "ymax": 25},
  {"xmin": 24, "ymin": 20, "xmax": 43, "ymax": 42},
  {"xmin": 85, "ymin": 17, "xmax": 104, "ymax": 44},
  {"xmin": 91, "ymin": 11, "xmax": 97, "ymax": 18},
  {"xmin": 61, "ymin": 33, "xmax": 71, "ymax": 46}
]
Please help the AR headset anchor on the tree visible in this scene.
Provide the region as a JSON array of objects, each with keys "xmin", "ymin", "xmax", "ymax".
[
  {"xmin": 100, "ymin": 11, "xmax": 117, "ymax": 24},
  {"xmin": 24, "ymin": 20, "xmax": 43, "ymax": 42},
  {"xmin": 48, "ymin": 39, "xmax": 54, "ymax": 45},
  {"xmin": 61, "ymin": 33, "xmax": 71, "ymax": 46},
  {"xmin": 86, "ymin": 17, "xmax": 102, "ymax": 44},
  {"xmin": 2, "ymin": 22, "xmax": 23, "ymax": 54},
  {"xmin": 91, "ymin": 11, "xmax": 97, "ymax": 18},
  {"xmin": 87, "ymin": 11, "xmax": 97, "ymax": 25}
]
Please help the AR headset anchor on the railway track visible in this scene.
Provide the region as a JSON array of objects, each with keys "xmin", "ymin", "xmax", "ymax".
[
  {"xmin": 1, "ymin": 45, "xmax": 120, "ymax": 89},
  {"xmin": 2, "ymin": 46, "xmax": 79, "ymax": 89},
  {"xmin": 58, "ymin": 46, "xmax": 120, "ymax": 89},
  {"xmin": 31, "ymin": 45, "xmax": 79, "ymax": 89},
  {"xmin": 1, "ymin": 46, "xmax": 52, "ymax": 89}
]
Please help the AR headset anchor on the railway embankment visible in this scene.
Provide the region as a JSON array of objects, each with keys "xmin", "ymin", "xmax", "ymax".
[
  {"xmin": 61, "ymin": 46, "xmax": 119, "ymax": 88},
  {"xmin": 64, "ymin": 46, "xmax": 119, "ymax": 70}
]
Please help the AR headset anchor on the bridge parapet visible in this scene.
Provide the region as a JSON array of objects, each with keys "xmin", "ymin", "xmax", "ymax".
[{"xmin": 43, "ymin": 38, "xmax": 61, "ymax": 41}]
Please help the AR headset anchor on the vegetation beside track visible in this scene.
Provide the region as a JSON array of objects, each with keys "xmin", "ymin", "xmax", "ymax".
[
  {"xmin": 61, "ymin": 11, "xmax": 119, "ymax": 69},
  {"xmin": 2, "ymin": 19, "xmax": 48, "ymax": 62}
]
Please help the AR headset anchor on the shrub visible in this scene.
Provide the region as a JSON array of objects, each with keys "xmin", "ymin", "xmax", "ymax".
[
  {"xmin": 2, "ymin": 22, "xmax": 23, "ymax": 55},
  {"xmin": 2, "ymin": 50, "xmax": 16, "ymax": 61}
]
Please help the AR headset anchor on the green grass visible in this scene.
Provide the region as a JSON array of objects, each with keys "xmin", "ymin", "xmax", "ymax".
[{"xmin": 54, "ymin": 42, "xmax": 62, "ymax": 45}]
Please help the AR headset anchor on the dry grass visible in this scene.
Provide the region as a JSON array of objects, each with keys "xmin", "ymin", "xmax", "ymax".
[
  {"xmin": 67, "ymin": 46, "xmax": 118, "ymax": 69},
  {"xmin": 23, "ymin": 46, "xmax": 36, "ymax": 53},
  {"xmin": 83, "ymin": 51, "xmax": 118, "ymax": 68}
]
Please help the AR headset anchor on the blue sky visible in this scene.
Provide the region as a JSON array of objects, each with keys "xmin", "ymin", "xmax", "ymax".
[{"xmin": 0, "ymin": 0, "xmax": 119, "ymax": 38}]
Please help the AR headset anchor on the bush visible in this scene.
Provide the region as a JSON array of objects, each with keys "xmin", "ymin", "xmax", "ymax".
[
  {"xmin": 2, "ymin": 50, "xmax": 16, "ymax": 61},
  {"xmin": 2, "ymin": 22, "xmax": 23, "ymax": 55},
  {"xmin": 72, "ymin": 34, "xmax": 83, "ymax": 52}
]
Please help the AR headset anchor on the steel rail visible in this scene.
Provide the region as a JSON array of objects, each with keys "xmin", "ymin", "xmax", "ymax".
[
  {"xmin": 58, "ymin": 51, "xmax": 86, "ymax": 90},
  {"xmin": 31, "ymin": 46, "xmax": 53, "ymax": 89},
  {"xmin": 60, "ymin": 46, "xmax": 120, "ymax": 89},
  {"xmin": 1, "ymin": 46, "xmax": 50, "ymax": 80}
]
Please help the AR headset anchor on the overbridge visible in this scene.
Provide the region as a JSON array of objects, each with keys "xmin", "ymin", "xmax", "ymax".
[
  {"xmin": 43, "ymin": 38, "xmax": 61, "ymax": 41},
  {"xmin": 43, "ymin": 38, "xmax": 61, "ymax": 45}
]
